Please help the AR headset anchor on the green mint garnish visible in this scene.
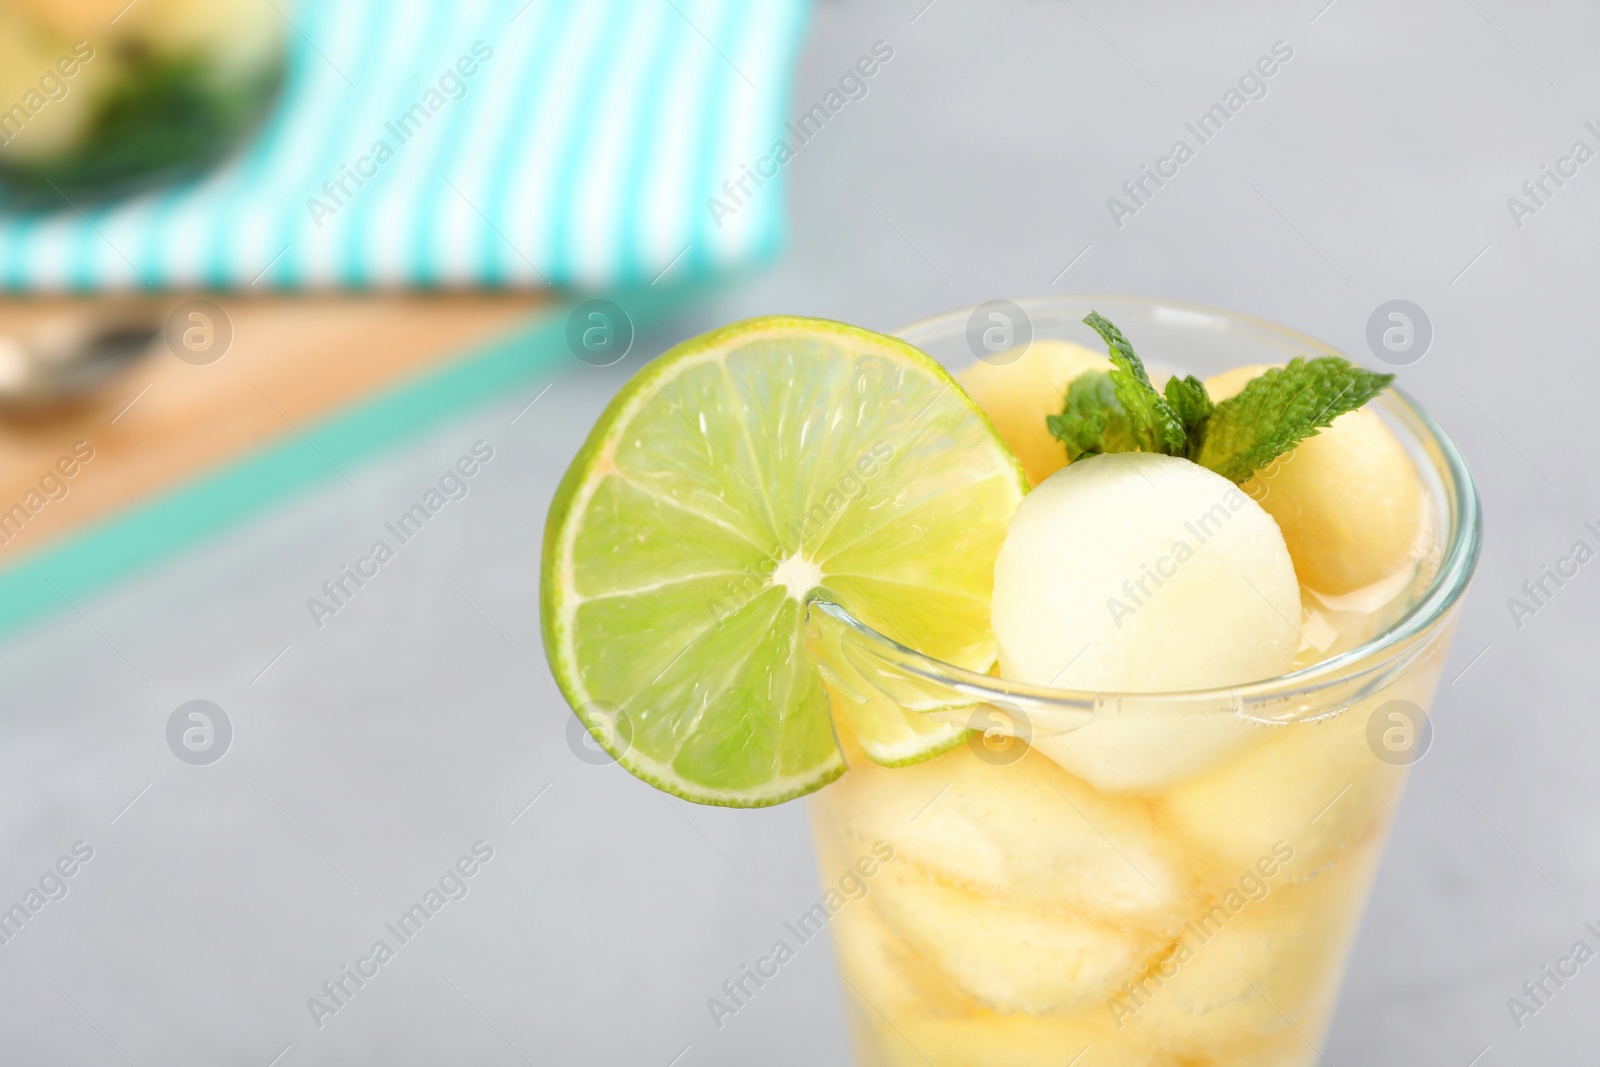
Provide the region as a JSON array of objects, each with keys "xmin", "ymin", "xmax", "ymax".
[
  {"xmin": 1046, "ymin": 370, "xmax": 1138, "ymax": 462},
  {"xmin": 1048, "ymin": 313, "xmax": 1396, "ymax": 483},
  {"xmin": 1082, "ymin": 311, "xmax": 1187, "ymax": 456},
  {"xmin": 1162, "ymin": 374, "xmax": 1214, "ymax": 440},
  {"xmin": 1192, "ymin": 356, "xmax": 1396, "ymax": 481}
]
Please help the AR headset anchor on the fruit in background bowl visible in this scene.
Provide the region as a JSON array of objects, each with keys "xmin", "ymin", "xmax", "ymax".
[{"xmin": 0, "ymin": 0, "xmax": 285, "ymax": 207}]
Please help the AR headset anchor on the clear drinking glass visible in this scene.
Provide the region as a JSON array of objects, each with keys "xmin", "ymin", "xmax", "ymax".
[{"xmin": 805, "ymin": 296, "xmax": 1480, "ymax": 1066}]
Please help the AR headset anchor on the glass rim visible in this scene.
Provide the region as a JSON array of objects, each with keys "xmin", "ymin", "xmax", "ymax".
[{"xmin": 808, "ymin": 293, "xmax": 1482, "ymax": 711}]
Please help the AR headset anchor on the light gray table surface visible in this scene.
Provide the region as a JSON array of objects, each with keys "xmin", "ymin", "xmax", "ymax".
[{"xmin": 2, "ymin": 1, "xmax": 1596, "ymax": 1064}]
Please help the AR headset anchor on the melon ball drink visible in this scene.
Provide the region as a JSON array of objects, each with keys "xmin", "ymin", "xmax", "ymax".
[{"xmin": 541, "ymin": 300, "xmax": 1479, "ymax": 1066}]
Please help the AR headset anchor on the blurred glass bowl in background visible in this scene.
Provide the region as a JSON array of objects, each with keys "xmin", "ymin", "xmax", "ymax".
[{"xmin": 0, "ymin": 0, "xmax": 286, "ymax": 210}]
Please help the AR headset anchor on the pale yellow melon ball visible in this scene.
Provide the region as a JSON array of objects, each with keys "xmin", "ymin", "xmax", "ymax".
[
  {"xmin": 0, "ymin": 17, "xmax": 112, "ymax": 163},
  {"xmin": 15, "ymin": 0, "xmax": 284, "ymax": 70},
  {"xmin": 956, "ymin": 340, "xmax": 1108, "ymax": 486},
  {"xmin": 1202, "ymin": 363, "xmax": 1274, "ymax": 402},
  {"xmin": 993, "ymin": 452, "xmax": 1302, "ymax": 693},
  {"xmin": 126, "ymin": 0, "xmax": 284, "ymax": 68},
  {"xmin": 1206, "ymin": 363, "xmax": 1426, "ymax": 595},
  {"xmin": 12, "ymin": 0, "xmax": 128, "ymax": 38},
  {"xmin": 0, "ymin": 17, "xmax": 54, "ymax": 104}
]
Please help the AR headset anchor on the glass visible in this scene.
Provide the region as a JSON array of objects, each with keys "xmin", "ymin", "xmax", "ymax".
[
  {"xmin": 805, "ymin": 295, "xmax": 1480, "ymax": 1066},
  {"xmin": 0, "ymin": 0, "xmax": 286, "ymax": 209}
]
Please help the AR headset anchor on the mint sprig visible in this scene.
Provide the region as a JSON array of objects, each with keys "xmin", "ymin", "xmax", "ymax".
[
  {"xmin": 1162, "ymin": 374, "xmax": 1213, "ymax": 440},
  {"xmin": 1046, "ymin": 370, "xmax": 1140, "ymax": 462},
  {"xmin": 1047, "ymin": 312, "xmax": 1396, "ymax": 484},
  {"xmin": 1082, "ymin": 312, "xmax": 1187, "ymax": 455}
]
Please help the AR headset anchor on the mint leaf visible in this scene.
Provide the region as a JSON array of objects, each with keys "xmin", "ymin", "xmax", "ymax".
[
  {"xmin": 1194, "ymin": 357, "xmax": 1395, "ymax": 483},
  {"xmin": 1163, "ymin": 375, "xmax": 1213, "ymax": 442},
  {"xmin": 1037, "ymin": 316, "xmax": 1396, "ymax": 484},
  {"xmin": 1082, "ymin": 312, "xmax": 1186, "ymax": 456},
  {"xmin": 1046, "ymin": 370, "xmax": 1141, "ymax": 461}
]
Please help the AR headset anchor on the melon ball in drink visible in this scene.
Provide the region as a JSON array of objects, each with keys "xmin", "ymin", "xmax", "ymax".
[
  {"xmin": 957, "ymin": 340, "xmax": 1108, "ymax": 486},
  {"xmin": 992, "ymin": 451, "xmax": 1301, "ymax": 692},
  {"xmin": 988, "ymin": 450, "xmax": 1305, "ymax": 789},
  {"xmin": 1161, "ymin": 679, "xmax": 1424, "ymax": 881},
  {"xmin": 1206, "ymin": 364, "xmax": 1426, "ymax": 595},
  {"xmin": 813, "ymin": 731, "xmax": 1193, "ymax": 1014},
  {"xmin": 820, "ymin": 735, "xmax": 1190, "ymax": 917}
]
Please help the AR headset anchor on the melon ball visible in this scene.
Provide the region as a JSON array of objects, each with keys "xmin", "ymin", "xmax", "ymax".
[
  {"xmin": 126, "ymin": 0, "xmax": 285, "ymax": 67},
  {"xmin": 993, "ymin": 452, "xmax": 1301, "ymax": 692},
  {"xmin": 1161, "ymin": 694, "xmax": 1407, "ymax": 881},
  {"xmin": 0, "ymin": 21, "xmax": 107, "ymax": 164},
  {"xmin": 957, "ymin": 340, "xmax": 1108, "ymax": 486},
  {"xmin": 1206, "ymin": 364, "xmax": 1427, "ymax": 595},
  {"xmin": 12, "ymin": 0, "xmax": 128, "ymax": 38},
  {"xmin": 868, "ymin": 864, "xmax": 1159, "ymax": 1015},
  {"xmin": 818, "ymin": 738, "xmax": 1189, "ymax": 917}
]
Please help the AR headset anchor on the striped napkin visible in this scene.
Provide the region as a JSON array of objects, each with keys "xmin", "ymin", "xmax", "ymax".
[{"xmin": 0, "ymin": 0, "xmax": 809, "ymax": 292}]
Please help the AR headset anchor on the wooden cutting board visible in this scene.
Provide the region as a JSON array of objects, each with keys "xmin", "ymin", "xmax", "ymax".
[
  {"xmin": 0, "ymin": 292, "xmax": 548, "ymax": 564},
  {"xmin": 0, "ymin": 282, "xmax": 702, "ymax": 641}
]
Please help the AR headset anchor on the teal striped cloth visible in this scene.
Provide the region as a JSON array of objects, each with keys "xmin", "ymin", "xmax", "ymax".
[{"xmin": 0, "ymin": 0, "xmax": 809, "ymax": 291}]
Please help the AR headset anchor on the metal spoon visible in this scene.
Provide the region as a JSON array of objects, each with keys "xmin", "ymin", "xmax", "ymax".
[{"xmin": 0, "ymin": 303, "xmax": 163, "ymax": 414}]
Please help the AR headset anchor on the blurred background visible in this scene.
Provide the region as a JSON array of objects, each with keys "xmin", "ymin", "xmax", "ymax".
[{"xmin": 0, "ymin": 0, "xmax": 1595, "ymax": 1063}]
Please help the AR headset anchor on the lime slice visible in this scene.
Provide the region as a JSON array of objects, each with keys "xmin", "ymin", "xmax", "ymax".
[{"xmin": 541, "ymin": 316, "xmax": 1027, "ymax": 806}]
